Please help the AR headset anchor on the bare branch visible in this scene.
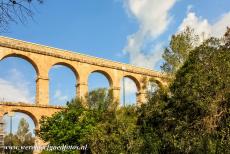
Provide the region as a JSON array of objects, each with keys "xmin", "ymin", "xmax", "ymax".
[{"xmin": 0, "ymin": 0, "xmax": 42, "ymax": 32}]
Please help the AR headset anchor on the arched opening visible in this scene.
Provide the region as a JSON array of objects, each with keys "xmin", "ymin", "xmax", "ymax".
[
  {"xmin": 3, "ymin": 111, "xmax": 36, "ymax": 153},
  {"xmin": 1, "ymin": 54, "xmax": 39, "ymax": 75},
  {"xmin": 0, "ymin": 56, "xmax": 37, "ymax": 103},
  {"xmin": 147, "ymin": 78, "xmax": 163, "ymax": 94},
  {"xmin": 87, "ymin": 71, "xmax": 112, "ymax": 108},
  {"xmin": 88, "ymin": 70, "xmax": 112, "ymax": 91},
  {"xmin": 120, "ymin": 76, "xmax": 140, "ymax": 106},
  {"xmin": 49, "ymin": 63, "xmax": 78, "ymax": 106}
]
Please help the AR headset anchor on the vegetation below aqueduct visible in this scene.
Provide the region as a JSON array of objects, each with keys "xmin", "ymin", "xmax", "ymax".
[
  {"xmin": 36, "ymin": 27, "xmax": 230, "ymax": 154},
  {"xmin": 2, "ymin": 27, "xmax": 230, "ymax": 154}
]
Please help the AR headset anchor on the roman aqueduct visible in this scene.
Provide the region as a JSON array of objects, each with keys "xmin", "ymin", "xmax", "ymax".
[{"xmin": 0, "ymin": 36, "xmax": 169, "ymax": 150}]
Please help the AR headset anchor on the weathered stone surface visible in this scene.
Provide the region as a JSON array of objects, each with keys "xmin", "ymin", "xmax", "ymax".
[
  {"xmin": 0, "ymin": 102, "xmax": 63, "ymax": 154},
  {"xmin": 0, "ymin": 36, "xmax": 170, "ymax": 153},
  {"xmin": 0, "ymin": 36, "xmax": 169, "ymax": 105}
]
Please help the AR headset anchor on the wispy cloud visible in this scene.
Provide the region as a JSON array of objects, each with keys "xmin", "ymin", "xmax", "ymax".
[
  {"xmin": 54, "ymin": 89, "xmax": 68, "ymax": 102},
  {"xmin": 123, "ymin": 0, "xmax": 177, "ymax": 69}
]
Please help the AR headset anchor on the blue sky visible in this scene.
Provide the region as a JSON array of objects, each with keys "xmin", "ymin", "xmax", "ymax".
[{"xmin": 1, "ymin": 0, "xmax": 230, "ymax": 134}]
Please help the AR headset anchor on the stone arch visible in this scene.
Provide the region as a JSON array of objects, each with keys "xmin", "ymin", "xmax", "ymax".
[
  {"xmin": 123, "ymin": 75, "xmax": 141, "ymax": 91},
  {"xmin": 89, "ymin": 69, "xmax": 113, "ymax": 88},
  {"xmin": 119, "ymin": 75, "xmax": 141, "ymax": 106},
  {"xmin": 149, "ymin": 78, "xmax": 164, "ymax": 90},
  {"xmin": 48, "ymin": 62, "xmax": 78, "ymax": 105},
  {"xmin": 49, "ymin": 62, "xmax": 79, "ymax": 81},
  {"xmin": 0, "ymin": 53, "xmax": 38, "ymax": 103},
  {"xmin": 3, "ymin": 109, "xmax": 38, "ymax": 128},
  {"xmin": 0, "ymin": 53, "xmax": 39, "ymax": 76}
]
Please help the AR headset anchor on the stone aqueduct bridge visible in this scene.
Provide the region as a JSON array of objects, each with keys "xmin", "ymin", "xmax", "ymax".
[{"xmin": 0, "ymin": 36, "xmax": 168, "ymax": 146}]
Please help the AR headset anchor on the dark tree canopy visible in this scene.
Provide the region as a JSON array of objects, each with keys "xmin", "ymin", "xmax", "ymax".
[
  {"xmin": 137, "ymin": 28, "xmax": 230, "ymax": 153},
  {"xmin": 169, "ymin": 36, "xmax": 230, "ymax": 153},
  {"xmin": 38, "ymin": 28, "xmax": 230, "ymax": 154}
]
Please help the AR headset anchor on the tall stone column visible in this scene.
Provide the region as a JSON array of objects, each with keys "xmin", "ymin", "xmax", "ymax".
[
  {"xmin": 34, "ymin": 126, "xmax": 47, "ymax": 154},
  {"xmin": 111, "ymin": 86, "xmax": 120, "ymax": 107},
  {"xmin": 76, "ymin": 82, "xmax": 88, "ymax": 107},
  {"xmin": 136, "ymin": 90, "xmax": 148, "ymax": 106},
  {"xmin": 36, "ymin": 76, "xmax": 49, "ymax": 105}
]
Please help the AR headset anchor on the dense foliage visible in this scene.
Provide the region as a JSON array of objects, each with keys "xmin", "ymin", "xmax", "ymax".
[
  {"xmin": 138, "ymin": 28, "xmax": 230, "ymax": 153},
  {"xmin": 161, "ymin": 27, "xmax": 199, "ymax": 75},
  {"xmin": 168, "ymin": 36, "xmax": 230, "ymax": 153},
  {"xmin": 39, "ymin": 28, "xmax": 230, "ymax": 154},
  {"xmin": 39, "ymin": 88, "xmax": 142, "ymax": 153}
]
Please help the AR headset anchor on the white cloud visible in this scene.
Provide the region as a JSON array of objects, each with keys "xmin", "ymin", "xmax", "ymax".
[
  {"xmin": 123, "ymin": 0, "xmax": 177, "ymax": 69},
  {"xmin": 179, "ymin": 11, "xmax": 230, "ymax": 40},
  {"xmin": 0, "ymin": 78, "xmax": 33, "ymax": 103},
  {"xmin": 121, "ymin": 78, "xmax": 137, "ymax": 94},
  {"xmin": 0, "ymin": 68, "xmax": 35, "ymax": 103},
  {"xmin": 54, "ymin": 90, "xmax": 68, "ymax": 102},
  {"xmin": 120, "ymin": 78, "xmax": 138, "ymax": 105},
  {"xmin": 212, "ymin": 12, "xmax": 230, "ymax": 37},
  {"xmin": 129, "ymin": 42, "xmax": 165, "ymax": 69}
]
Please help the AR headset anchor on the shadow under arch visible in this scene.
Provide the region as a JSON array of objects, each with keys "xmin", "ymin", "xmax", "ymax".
[
  {"xmin": 3, "ymin": 109, "xmax": 38, "ymax": 128},
  {"xmin": 123, "ymin": 75, "xmax": 141, "ymax": 92},
  {"xmin": 89, "ymin": 70, "xmax": 113, "ymax": 88},
  {"xmin": 0, "ymin": 53, "xmax": 39, "ymax": 76},
  {"xmin": 49, "ymin": 62, "xmax": 79, "ymax": 81}
]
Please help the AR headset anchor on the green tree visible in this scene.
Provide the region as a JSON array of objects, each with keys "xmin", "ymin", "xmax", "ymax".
[
  {"xmin": 39, "ymin": 89, "xmax": 115, "ymax": 153},
  {"xmin": 16, "ymin": 118, "xmax": 34, "ymax": 146},
  {"xmin": 138, "ymin": 28, "xmax": 230, "ymax": 153},
  {"xmin": 223, "ymin": 27, "xmax": 230, "ymax": 48},
  {"xmin": 161, "ymin": 27, "xmax": 199, "ymax": 75},
  {"xmin": 81, "ymin": 106, "xmax": 142, "ymax": 154},
  {"xmin": 137, "ymin": 88, "xmax": 170, "ymax": 153},
  {"xmin": 39, "ymin": 28, "xmax": 230, "ymax": 154},
  {"xmin": 169, "ymin": 35, "xmax": 230, "ymax": 153},
  {"xmin": 39, "ymin": 98, "xmax": 93, "ymax": 154},
  {"xmin": 4, "ymin": 118, "xmax": 35, "ymax": 154},
  {"xmin": 87, "ymin": 88, "xmax": 114, "ymax": 111},
  {"xmin": 39, "ymin": 88, "xmax": 142, "ymax": 154}
]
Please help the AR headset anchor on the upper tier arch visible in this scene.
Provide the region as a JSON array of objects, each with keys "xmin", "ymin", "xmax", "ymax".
[
  {"xmin": 0, "ymin": 53, "xmax": 39, "ymax": 76},
  {"xmin": 123, "ymin": 75, "xmax": 141, "ymax": 91},
  {"xmin": 49, "ymin": 62, "xmax": 79, "ymax": 81},
  {"xmin": 88, "ymin": 69, "xmax": 113, "ymax": 88},
  {"xmin": 0, "ymin": 36, "xmax": 170, "ymax": 105}
]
